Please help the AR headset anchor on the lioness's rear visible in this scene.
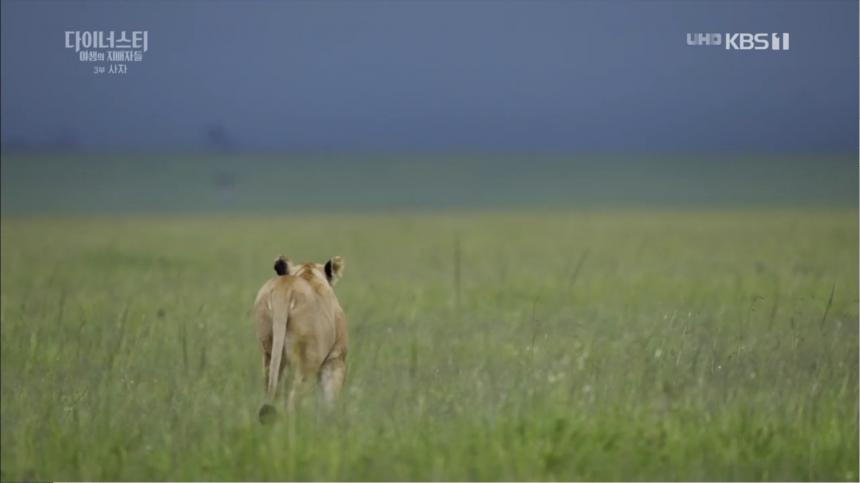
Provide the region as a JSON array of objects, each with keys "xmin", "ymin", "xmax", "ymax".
[{"xmin": 254, "ymin": 255, "xmax": 347, "ymax": 422}]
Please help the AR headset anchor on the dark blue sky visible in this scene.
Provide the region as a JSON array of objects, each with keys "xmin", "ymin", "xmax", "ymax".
[{"xmin": 1, "ymin": 0, "xmax": 857, "ymax": 153}]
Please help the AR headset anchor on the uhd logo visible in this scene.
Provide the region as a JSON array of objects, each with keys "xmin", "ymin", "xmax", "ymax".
[
  {"xmin": 686, "ymin": 32, "xmax": 790, "ymax": 51},
  {"xmin": 687, "ymin": 33, "xmax": 723, "ymax": 46}
]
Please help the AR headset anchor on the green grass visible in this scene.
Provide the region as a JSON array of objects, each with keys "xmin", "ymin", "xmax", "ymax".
[{"xmin": 1, "ymin": 210, "xmax": 857, "ymax": 481}]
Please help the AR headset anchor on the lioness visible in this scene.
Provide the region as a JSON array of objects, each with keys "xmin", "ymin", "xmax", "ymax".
[{"xmin": 255, "ymin": 255, "xmax": 347, "ymax": 421}]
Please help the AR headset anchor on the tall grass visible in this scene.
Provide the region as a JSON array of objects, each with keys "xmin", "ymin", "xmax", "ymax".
[{"xmin": 1, "ymin": 210, "xmax": 857, "ymax": 481}]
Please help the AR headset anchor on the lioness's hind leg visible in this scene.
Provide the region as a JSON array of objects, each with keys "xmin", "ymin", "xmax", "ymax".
[
  {"xmin": 319, "ymin": 357, "xmax": 346, "ymax": 407},
  {"xmin": 287, "ymin": 371, "xmax": 306, "ymax": 413}
]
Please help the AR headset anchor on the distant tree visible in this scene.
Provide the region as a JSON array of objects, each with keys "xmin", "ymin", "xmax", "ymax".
[
  {"xmin": 205, "ymin": 123, "xmax": 235, "ymax": 152},
  {"xmin": 205, "ymin": 123, "xmax": 240, "ymax": 192}
]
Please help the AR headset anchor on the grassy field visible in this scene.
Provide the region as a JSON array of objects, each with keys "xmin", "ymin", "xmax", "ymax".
[{"xmin": 0, "ymin": 210, "xmax": 857, "ymax": 481}]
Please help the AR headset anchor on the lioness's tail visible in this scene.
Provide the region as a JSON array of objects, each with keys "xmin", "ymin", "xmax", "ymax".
[{"xmin": 266, "ymin": 289, "xmax": 291, "ymax": 401}]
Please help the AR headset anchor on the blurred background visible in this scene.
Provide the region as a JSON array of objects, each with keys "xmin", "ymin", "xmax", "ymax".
[{"xmin": 1, "ymin": 0, "xmax": 857, "ymax": 214}]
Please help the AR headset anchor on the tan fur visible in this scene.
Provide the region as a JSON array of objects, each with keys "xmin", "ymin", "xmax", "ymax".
[{"xmin": 254, "ymin": 256, "xmax": 347, "ymax": 416}]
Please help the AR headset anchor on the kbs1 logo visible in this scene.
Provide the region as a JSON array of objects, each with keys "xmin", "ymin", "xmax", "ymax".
[{"xmin": 686, "ymin": 32, "xmax": 790, "ymax": 51}]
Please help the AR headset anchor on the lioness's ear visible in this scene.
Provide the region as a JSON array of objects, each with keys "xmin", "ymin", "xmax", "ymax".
[
  {"xmin": 324, "ymin": 256, "xmax": 345, "ymax": 285},
  {"xmin": 273, "ymin": 255, "xmax": 292, "ymax": 276}
]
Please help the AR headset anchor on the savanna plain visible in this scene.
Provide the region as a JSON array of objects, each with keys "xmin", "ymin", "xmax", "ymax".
[{"xmin": 0, "ymin": 156, "xmax": 857, "ymax": 481}]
